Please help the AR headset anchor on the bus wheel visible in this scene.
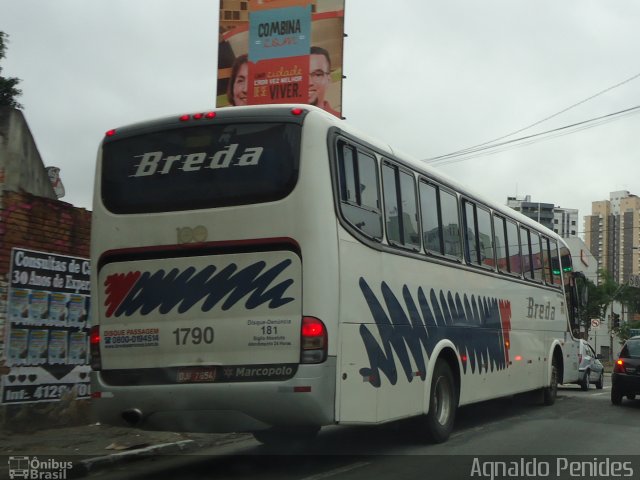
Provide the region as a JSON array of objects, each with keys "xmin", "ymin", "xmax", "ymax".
[
  {"xmin": 543, "ymin": 362, "xmax": 558, "ymax": 405},
  {"xmin": 253, "ymin": 427, "xmax": 319, "ymax": 447},
  {"xmin": 423, "ymin": 360, "xmax": 457, "ymax": 443}
]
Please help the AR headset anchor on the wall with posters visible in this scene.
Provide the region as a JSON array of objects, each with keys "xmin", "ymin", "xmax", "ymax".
[
  {"xmin": 217, "ymin": 0, "xmax": 345, "ymax": 117},
  {"xmin": 4, "ymin": 248, "xmax": 90, "ymax": 403},
  {"xmin": 0, "ymin": 110, "xmax": 92, "ymax": 430}
]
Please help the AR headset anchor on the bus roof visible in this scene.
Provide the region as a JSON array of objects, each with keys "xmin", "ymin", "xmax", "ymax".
[{"xmin": 103, "ymin": 103, "xmax": 568, "ymax": 247}]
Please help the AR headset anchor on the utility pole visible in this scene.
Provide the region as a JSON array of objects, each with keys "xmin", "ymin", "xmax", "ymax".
[{"xmin": 609, "ymin": 282, "xmax": 628, "ymax": 361}]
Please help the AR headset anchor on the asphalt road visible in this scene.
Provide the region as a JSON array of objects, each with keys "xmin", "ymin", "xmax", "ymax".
[{"xmin": 93, "ymin": 378, "xmax": 640, "ymax": 480}]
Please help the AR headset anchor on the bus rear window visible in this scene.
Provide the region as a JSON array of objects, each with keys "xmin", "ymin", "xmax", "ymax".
[{"xmin": 101, "ymin": 123, "xmax": 301, "ymax": 214}]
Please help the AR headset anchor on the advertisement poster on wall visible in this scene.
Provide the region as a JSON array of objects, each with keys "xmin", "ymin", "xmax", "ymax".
[
  {"xmin": 2, "ymin": 248, "xmax": 91, "ymax": 404},
  {"xmin": 217, "ymin": 0, "xmax": 345, "ymax": 118}
]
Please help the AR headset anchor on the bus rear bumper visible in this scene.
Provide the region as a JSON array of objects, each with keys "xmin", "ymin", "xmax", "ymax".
[{"xmin": 90, "ymin": 358, "xmax": 336, "ymax": 433}]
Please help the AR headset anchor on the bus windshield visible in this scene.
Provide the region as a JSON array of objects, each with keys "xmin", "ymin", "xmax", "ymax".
[{"xmin": 101, "ymin": 122, "xmax": 301, "ymax": 214}]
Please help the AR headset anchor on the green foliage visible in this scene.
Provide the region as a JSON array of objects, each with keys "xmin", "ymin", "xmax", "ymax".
[
  {"xmin": 613, "ymin": 320, "xmax": 640, "ymax": 344},
  {"xmin": 583, "ymin": 269, "xmax": 640, "ymax": 343},
  {"xmin": 579, "ymin": 270, "xmax": 617, "ymax": 325},
  {"xmin": 0, "ymin": 31, "xmax": 23, "ymax": 109}
]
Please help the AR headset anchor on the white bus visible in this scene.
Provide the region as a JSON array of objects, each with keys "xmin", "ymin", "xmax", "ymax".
[{"xmin": 90, "ymin": 104, "xmax": 584, "ymax": 444}]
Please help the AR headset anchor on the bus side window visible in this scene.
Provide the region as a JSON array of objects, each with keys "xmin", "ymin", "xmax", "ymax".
[
  {"xmin": 494, "ymin": 215, "xmax": 508, "ymax": 273},
  {"xmin": 399, "ymin": 171, "xmax": 420, "ymax": 250},
  {"xmin": 382, "ymin": 162, "xmax": 420, "ymax": 250},
  {"xmin": 476, "ymin": 206, "xmax": 495, "ymax": 269},
  {"xmin": 463, "ymin": 201, "xmax": 479, "ymax": 265},
  {"xmin": 338, "ymin": 143, "xmax": 357, "ymax": 203},
  {"xmin": 382, "ymin": 163, "xmax": 401, "ymax": 245},
  {"xmin": 440, "ymin": 189, "xmax": 462, "ymax": 258},
  {"xmin": 550, "ymin": 239, "xmax": 562, "ymax": 286},
  {"xmin": 463, "ymin": 200, "xmax": 493, "ymax": 268},
  {"xmin": 420, "ymin": 181, "xmax": 442, "ymax": 254},
  {"xmin": 530, "ymin": 231, "xmax": 544, "ymax": 282},
  {"xmin": 520, "ymin": 227, "xmax": 533, "ymax": 280},
  {"xmin": 337, "ymin": 141, "xmax": 383, "ymax": 240},
  {"xmin": 541, "ymin": 236, "xmax": 554, "ymax": 285},
  {"xmin": 505, "ymin": 219, "xmax": 521, "ymax": 274}
]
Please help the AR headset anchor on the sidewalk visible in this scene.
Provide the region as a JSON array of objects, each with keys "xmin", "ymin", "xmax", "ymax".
[{"xmin": 0, "ymin": 423, "xmax": 251, "ymax": 476}]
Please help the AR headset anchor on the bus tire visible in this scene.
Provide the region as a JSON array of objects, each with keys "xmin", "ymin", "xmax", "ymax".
[
  {"xmin": 252, "ymin": 426, "xmax": 319, "ymax": 447},
  {"xmin": 423, "ymin": 360, "xmax": 457, "ymax": 443},
  {"xmin": 543, "ymin": 362, "xmax": 558, "ymax": 405}
]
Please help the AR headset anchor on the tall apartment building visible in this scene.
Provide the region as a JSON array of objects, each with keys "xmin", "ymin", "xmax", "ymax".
[
  {"xmin": 506, "ymin": 195, "xmax": 554, "ymax": 230},
  {"xmin": 553, "ymin": 207, "xmax": 579, "ymax": 238},
  {"xmin": 506, "ymin": 195, "xmax": 579, "ymax": 238},
  {"xmin": 584, "ymin": 191, "xmax": 640, "ymax": 285}
]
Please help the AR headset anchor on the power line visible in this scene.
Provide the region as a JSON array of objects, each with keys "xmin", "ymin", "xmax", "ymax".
[
  {"xmin": 426, "ymin": 71, "xmax": 640, "ymax": 162},
  {"xmin": 425, "ymin": 105, "xmax": 640, "ymax": 165}
]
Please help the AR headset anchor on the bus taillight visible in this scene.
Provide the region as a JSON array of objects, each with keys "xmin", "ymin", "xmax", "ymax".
[
  {"xmin": 90, "ymin": 325, "xmax": 102, "ymax": 371},
  {"xmin": 179, "ymin": 112, "xmax": 216, "ymax": 121},
  {"xmin": 301, "ymin": 316, "xmax": 327, "ymax": 364}
]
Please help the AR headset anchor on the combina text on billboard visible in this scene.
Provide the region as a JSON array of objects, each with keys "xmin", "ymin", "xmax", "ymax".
[{"xmin": 217, "ymin": 0, "xmax": 345, "ymax": 118}]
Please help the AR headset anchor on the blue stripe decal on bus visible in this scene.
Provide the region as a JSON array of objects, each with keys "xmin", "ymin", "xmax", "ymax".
[
  {"xmin": 104, "ymin": 260, "xmax": 295, "ymax": 317},
  {"xmin": 358, "ymin": 278, "xmax": 511, "ymax": 388}
]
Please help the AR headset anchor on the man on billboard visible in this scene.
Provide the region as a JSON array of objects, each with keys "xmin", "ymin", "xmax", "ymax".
[{"xmin": 309, "ymin": 46, "xmax": 340, "ymax": 117}]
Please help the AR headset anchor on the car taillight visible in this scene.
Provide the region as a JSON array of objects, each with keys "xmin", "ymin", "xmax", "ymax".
[
  {"xmin": 614, "ymin": 359, "xmax": 625, "ymax": 373},
  {"xmin": 300, "ymin": 316, "xmax": 327, "ymax": 364},
  {"xmin": 90, "ymin": 325, "xmax": 102, "ymax": 371}
]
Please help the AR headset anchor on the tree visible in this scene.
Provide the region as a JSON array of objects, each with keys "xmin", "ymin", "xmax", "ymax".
[
  {"xmin": 0, "ymin": 31, "xmax": 23, "ymax": 109},
  {"xmin": 584, "ymin": 270, "xmax": 640, "ymax": 344},
  {"xmin": 579, "ymin": 270, "xmax": 617, "ymax": 333}
]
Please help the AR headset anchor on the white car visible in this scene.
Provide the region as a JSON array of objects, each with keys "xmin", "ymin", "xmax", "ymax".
[{"xmin": 577, "ymin": 340, "xmax": 605, "ymax": 390}]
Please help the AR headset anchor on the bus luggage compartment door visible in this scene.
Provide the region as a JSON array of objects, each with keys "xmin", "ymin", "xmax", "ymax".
[{"xmin": 96, "ymin": 250, "xmax": 302, "ymax": 372}]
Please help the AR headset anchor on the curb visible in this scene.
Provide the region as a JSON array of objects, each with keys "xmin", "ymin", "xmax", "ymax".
[{"xmin": 74, "ymin": 439, "xmax": 196, "ymax": 477}]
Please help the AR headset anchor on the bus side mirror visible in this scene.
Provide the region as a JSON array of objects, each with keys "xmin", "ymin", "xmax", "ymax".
[{"xmin": 573, "ymin": 271, "xmax": 588, "ymax": 307}]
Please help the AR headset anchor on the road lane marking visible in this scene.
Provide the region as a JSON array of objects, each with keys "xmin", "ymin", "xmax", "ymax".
[{"xmin": 300, "ymin": 461, "xmax": 371, "ymax": 480}]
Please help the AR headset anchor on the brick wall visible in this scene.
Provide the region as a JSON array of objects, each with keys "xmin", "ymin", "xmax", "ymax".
[
  {"xmin": 0, "ymin": 191, "xmax": 91, "ymax": 267},
  {"xmin": 0, "ymin": 190, "xmax": 91, "ymax": 430}
]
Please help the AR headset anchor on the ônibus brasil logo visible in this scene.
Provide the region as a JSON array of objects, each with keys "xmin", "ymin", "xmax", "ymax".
[{"xmin": 8, "ymin": 456, "xmax": 73, "ymax": 479}]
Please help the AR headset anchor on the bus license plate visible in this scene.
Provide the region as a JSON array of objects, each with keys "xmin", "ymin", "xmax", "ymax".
[{"xmin": 177, "ymin": 368, "xmax": 217, "ymax": 383}]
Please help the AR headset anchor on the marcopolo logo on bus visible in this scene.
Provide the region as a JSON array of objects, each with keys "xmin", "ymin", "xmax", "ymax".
[{"xmin": 132, "ymin": 145, "xmax": 264, "ymax": 177}]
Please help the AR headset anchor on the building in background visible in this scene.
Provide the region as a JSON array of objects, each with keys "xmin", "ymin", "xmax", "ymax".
[
  {"xmin": 564, "ymin": 236, "xmax": 598, "ymax": 284},
  {"xmin": 553, "ymin": 206, "xmax": 579, "ymax": 238},
  {"xmin": 584, "ymin": 190, "xmax": 640, "ymax": 285},
  {"xmin": 507, "ymin": 195, "xmax": 554, "ymax": 231},
  {"xmin": 506, "ymin": 195, "xmax": 579, "ymax": 238}
]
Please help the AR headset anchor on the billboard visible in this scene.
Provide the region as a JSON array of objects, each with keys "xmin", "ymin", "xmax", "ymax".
[{"xmin": 217, "ymin": 0, "xmax": 345, "ymax": 118}]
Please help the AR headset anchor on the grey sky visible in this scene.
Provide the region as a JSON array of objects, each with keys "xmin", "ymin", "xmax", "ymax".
[{"xmin": 2, "ymin": 0, "xmax": 639, "ymax": 237}]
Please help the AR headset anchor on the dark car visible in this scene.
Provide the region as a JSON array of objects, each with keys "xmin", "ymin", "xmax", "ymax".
[{"xmin": 611, "ymin": 336, "xmax": 640, "ymax": 405}]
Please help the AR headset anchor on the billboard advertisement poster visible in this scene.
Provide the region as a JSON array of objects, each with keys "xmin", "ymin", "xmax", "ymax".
[
  {"xmin": 248, "ymin": 56, "xmax": 308, "ymax": 104},
  {"xmin": 2, "ymin": 248, "xmax": 91, "ymax": 404},
  {"xmin": 217, "ymin": 0, "xmax": 345, "ymax": 118},
  {"xmin": 249, "ymin": 5, "xmax": 311, "ymax": 62}
]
